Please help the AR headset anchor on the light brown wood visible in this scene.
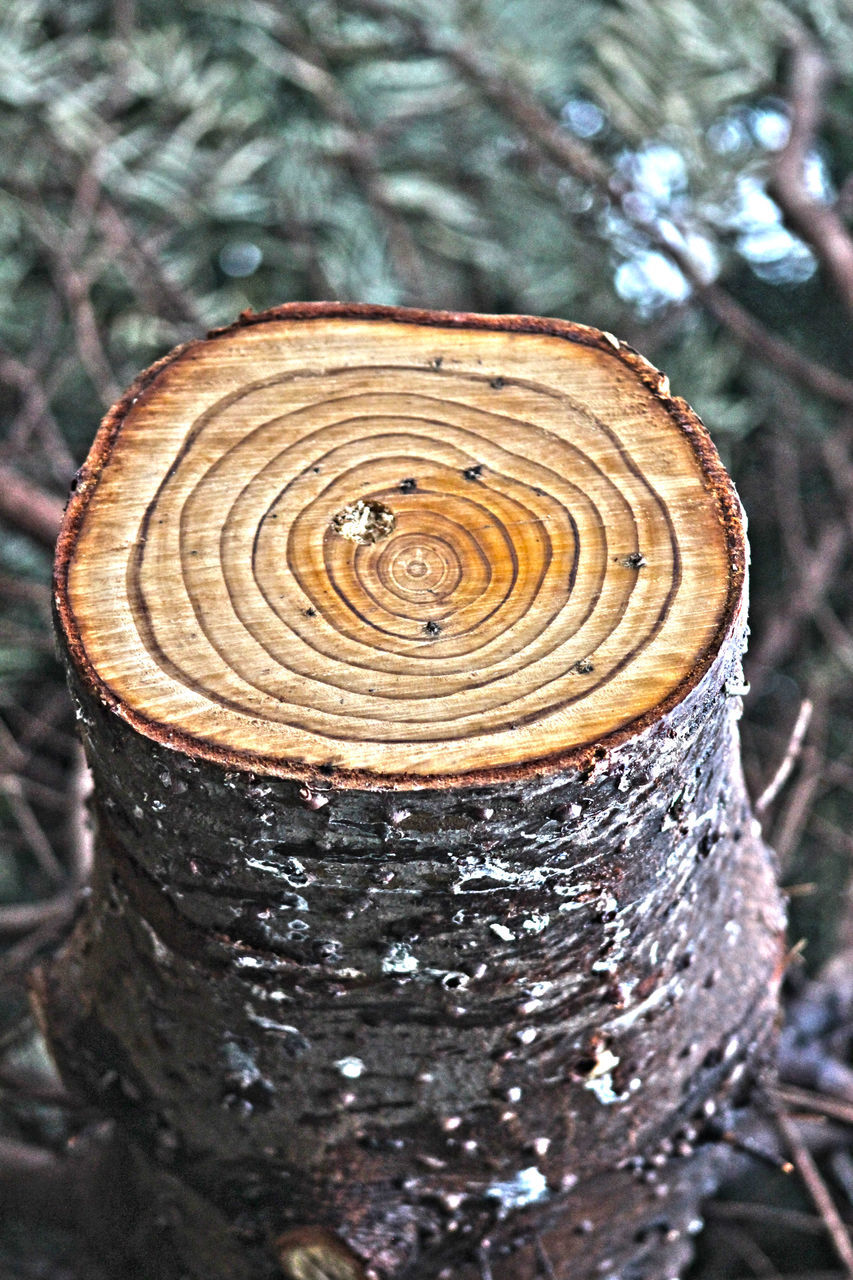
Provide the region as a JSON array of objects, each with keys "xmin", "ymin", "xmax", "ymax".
[{"xmin": 58, "ymin": 305, "xmax": 742, "ymax": 780}]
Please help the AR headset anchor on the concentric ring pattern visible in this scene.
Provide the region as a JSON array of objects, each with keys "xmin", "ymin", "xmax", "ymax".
[{"xmin": 63, "ymin": 314, "xmax": 737, "ymax": 777}]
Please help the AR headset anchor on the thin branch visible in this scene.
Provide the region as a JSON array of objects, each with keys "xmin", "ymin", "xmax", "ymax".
[
  {"xmin": 456, "ymin": 29, "xmax": 853, "ymax": 404},
  {"xmin": 720, "ymin": 1223, "xmax": 782, "ymax": 1278},
  {"xmin": 772, "ymin": 37, "xmax": 853, "ymax": 317},
  {"xmin": 777, "ymin": 1085, "xmax": 853, "ymax": 1129},
  {"xmin": 821, "ymin": 426, "xmax": 853, "ymax": 541},
  {"xmin": 96, "ymin": 196, "xmax": 201, "ymax": 328},
  {"xmin": 773, "ymin": 744, "xmax": 826, "ymax": 867},
  {"xmin": 54, "ymin": 259, "xmax": 122, "ymax": 406},
  {"xmin": 718, "ymin": 1127, "xmax": 794, "ymax": 1175},
  {"xmin": 0, "ymin": 892, "xmax": 76, "ymax": 937},
  {"xmin": 0, "ymin": 773, "xmax": 67, "ymax": 812},
  {"xmin": 747, "ymin": 523, "xmax": 847, "ymax": 688},
  {"xmin": 831, "ymin": 1151, "xmax": 853, "ymax": 1209},
  {"xmin": 15, "ymin": 686, "xmax": 76, "ymax": 754},
  {"xmin": 0, "ymin": 462, "xmax": 65, "ymax": 550},
  {"xmin": 705, "ymin": 1198, "xmax": 827, "ymax": 1236},
  {"xmin": 756, "ymin": 698, "xmax": 813, "ymax": 815},
  {"xmin": 0, "ymin": 774, "xmax": 67, "ymax": 885},
  {"xmin": 339, "ymin": 0, "xmax": 853, "ymax": 406},
  {"xmin": 0, "ymin": 1062, "xmax": 77, "ymax": 1107},
  {"xmin": 24, "ymin": 198, "xmax": 121, "ymax": 407},
  {"xmin": 774, "ymin": 1106, "xmax": 853, "ymax": 1279},
  {"xmin": 815, "ymin": 604, "xmax": 853, "ymax": 676},
  {"xmin": 0, "ymin": 339, "xmax": 75, "ymax": 480},
  {"xmin": 663, "ymin": 245, "xmax": 853, "ymax": 407}
]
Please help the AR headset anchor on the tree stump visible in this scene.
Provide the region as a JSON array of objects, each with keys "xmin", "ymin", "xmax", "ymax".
[{"xmin": 37, "ymin": 303, "xmax": 784, "ymax": 1280}]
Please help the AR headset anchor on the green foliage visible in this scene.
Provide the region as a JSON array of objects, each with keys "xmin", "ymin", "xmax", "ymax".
[
  {"xmin": 582, "ymin": 0, "xmax": 781, "ymax": 140},
  {"xmin": 3, "ymin": 0, "xmax": 845, "ymax": 452},
  {"xmin": 0, "ymin": 0, "xmax": 851, "ymax": 954}
]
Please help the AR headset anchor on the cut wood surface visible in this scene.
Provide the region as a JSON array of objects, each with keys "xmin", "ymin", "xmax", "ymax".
[
  {"xmin": 42, "ymin": 305, "xmax": 782, "ymax": 1280},
  {"xmin": 56, "ymin": 303, "xmax": 743, "ymax": 782}
]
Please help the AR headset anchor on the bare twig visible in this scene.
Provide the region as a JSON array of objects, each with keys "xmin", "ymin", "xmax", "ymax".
[
  {"xmin": 821, "ymin": 426, "xmax": 853, "ymax": 540},
  {"xmin": 96, "ymin": 197, "xmax": 201, "ymax": 328},
  {"xmin": 0, "ymin": 339, "xmax": 75, "ymax": 480},
  {"xmin": 744, "ymin": 725, "xmax": 853, "ymax": 796},
  {"xmin": 0, "ymin": 716, "xmax": 26, "ymax": 771},
  {"xmin": 0, "ymin": 1135, "xmax": 95, "ymax": 1225},
  {"xmin": 772, "ymin": 431, "xmax": 812, "ymax": 567},
  {"xmin": 756, "ymin": 698, "xmax": 814, "ymax": 815},
  {"xmin": 0, "ymin": 773, "xmax": 67, "ymax": 811},
  {"xmin": 718, "ymin": 1127, "xmax": 794, "ymax": 1175},
  {"xmin": 772, "ymin": 37, "xmax": 853, "ymax": 318},
  {"xmin": 0, "ymin": 892, "xmax": 76, "ymax": 937},
  {"xmin": 719, "ymin": 1223, "xmax": 782, "ymax": 1278},
  {"xmin": 680, "ymin": 272, "xmax": 853, "ymax": 406},
  {"xmin": 0, "ymin": 462, "xmax": 65, "ymax": 550},
  {"xmin": 831, "ymin": 1151, "xmax": 853, "ymax": 1208},
  {"xmin": 815, "ymin": 604, "xmax": 853, "ymax": 676},
  {"xmin": 0, "ymin": 775, "xmax": 66, "ymax": 885},
  {"xmin": 0, "ymin": 713, "xmax": 68, "ymax": 793},
  {"xmin": 747, "ymin": 523, "xmax": 846, "ymax": 688},
  {"xmin": 0, "ymin": 929, "xmax": 69, "ymax": 978},
  {"xmin": 54, "ymin": 258, "xmax": 122, "ymax": 406},
  {"xmin": 705, "ymin": 1198, "xmax": 827, "ymax": 1236},
  {"xmin": 23, "ymin": 197, "xmax": 121, "ymax": 407},
  {"xmin": 0, "ymin": 1062, "xmax": 77, "ymax": 1107},
  {"xmin": 772, "ymin": 744, "xmax": 826, "ymax": 866},
  {"xmin": 777, "ymin": 1085, "xmax": 853, "ymax": 1129},
  {"xmin": 774, "ymin": 1106, "xmax": 853, "ymax": 1279},
  {"xmin": 14, "ymin": 687, "xmax": 76, "ymax": 755}
]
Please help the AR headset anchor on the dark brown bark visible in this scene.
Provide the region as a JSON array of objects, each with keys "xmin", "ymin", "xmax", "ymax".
[
  {"xmin": 37, "ymin": 633, "xmax": 783, "ymax": 1279},
  {"xmin": 35, "ymin": 305, "xmax": 785, "ymax": 1280}
]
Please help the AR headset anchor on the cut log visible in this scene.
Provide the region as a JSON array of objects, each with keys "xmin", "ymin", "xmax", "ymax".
[{"xmin": 38, "ymin": 303, "xmax": 784, "ymax": 1280}]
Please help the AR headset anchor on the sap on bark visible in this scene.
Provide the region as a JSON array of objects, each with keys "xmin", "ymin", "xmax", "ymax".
[{"xmin": 38, "ymin": 303, "xmax": 784, "ymax": 1280}]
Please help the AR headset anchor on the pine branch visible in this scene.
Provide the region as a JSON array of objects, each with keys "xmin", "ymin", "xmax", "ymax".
[{"xmin": 339, "ymin": 0, "xmax": 853, "ymax": 408}]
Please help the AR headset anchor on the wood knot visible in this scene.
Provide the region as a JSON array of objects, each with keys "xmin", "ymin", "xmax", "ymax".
[
  {"xmin": 330, "ymin": 499, "xmax": 395, "ymax": 545},
  {"xmin": 621, "ymin": 551, "xmax": 647, "ymax": 569}
]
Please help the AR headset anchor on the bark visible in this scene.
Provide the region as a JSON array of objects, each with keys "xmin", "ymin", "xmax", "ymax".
[{"xmin": 35, "ymin": 304, "xmax": 785, "ymax": 1280}]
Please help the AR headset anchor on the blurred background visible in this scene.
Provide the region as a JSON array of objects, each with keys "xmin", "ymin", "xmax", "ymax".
[{"xmin": 3, "ymin": 0, "xmax": 853, "ymax": 1276}]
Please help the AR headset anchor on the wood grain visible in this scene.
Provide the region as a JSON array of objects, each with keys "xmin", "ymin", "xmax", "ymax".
[{"xmin": 56, "ymin": 304, "xmax": 743, "ymax": 779}]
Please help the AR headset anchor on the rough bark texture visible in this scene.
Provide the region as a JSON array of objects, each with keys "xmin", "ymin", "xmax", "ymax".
[
  {"xmin": 37, "ymin": 631, "xmax": 782, "ymax": 1280},
  {"xmin": 36, "ymin": 305, "xmax": 785, "ymax": 1280}
]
